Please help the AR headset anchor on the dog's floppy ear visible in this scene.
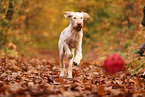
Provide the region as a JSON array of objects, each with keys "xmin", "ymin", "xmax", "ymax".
[
  {"xmin": 83, "ymin": 12, "xmax": 90, "ymax": 20},
  {"xmin": 64, "ymin": 11, "xmax": 74, "ymax": 19}
]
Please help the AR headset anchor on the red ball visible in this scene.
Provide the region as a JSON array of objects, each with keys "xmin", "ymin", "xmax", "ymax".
[{"xmin": 103, "ymin": 54, "xmax": 124, "ymax": 74}]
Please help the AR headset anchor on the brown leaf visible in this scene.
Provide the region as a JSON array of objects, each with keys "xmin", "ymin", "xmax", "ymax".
[{"xmin": 97, "ymin": 85, "xmax": 105, "ymax": 96}]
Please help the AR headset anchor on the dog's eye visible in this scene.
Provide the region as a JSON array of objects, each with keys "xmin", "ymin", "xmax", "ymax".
[
  {"xmin": 80, "ymin": 17, "xmax": 82, "ymax": 19},
  {"xmin": 74, "ymin": 17, "xmax": 76, "ymax": 19}
]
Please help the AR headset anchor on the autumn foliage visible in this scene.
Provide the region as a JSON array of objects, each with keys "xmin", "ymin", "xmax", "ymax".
[
  {"xmin": 0, "ymin": 51, "xmax": 145, "ymax": 96},
  {"xmin": 0, "ymin": 0, "xmax": 145, "ymax": 96},
  {"xmin": 0, "ymin": 0, "xmax": 145, "ymax": 53}
]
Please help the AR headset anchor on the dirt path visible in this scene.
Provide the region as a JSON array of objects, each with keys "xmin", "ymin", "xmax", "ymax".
[
  {"xmin": 36, "ymin": 49, "xmax": 59, "ymax": 65},
  {"xmin": 37, "ymin": 49, "xmax": 59, "ymax": 59},
  {"xmin": 36, "ymin": 48, "xmax": 97, "ymax": 64},
  {"xmin": 0, "ymin": 49, "xmax": 144, "ymax": 97}
]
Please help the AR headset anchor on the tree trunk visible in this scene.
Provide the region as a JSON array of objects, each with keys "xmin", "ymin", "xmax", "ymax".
[{"xmin": 6, "ymin": 0, "xmax": 14, "ymax": 21}]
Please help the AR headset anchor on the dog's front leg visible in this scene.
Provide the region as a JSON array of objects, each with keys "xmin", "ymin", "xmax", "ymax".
[
  {"xmin": 68, "ymin": 49, "xmax": 74, "ymax": 79},
  {"xmin": 64, "ymin": 42, "xmax": 73, "ymax": 59},
  {"xmin": 74, "ymin": 42, "xmax": 82, "ymax": 66}
]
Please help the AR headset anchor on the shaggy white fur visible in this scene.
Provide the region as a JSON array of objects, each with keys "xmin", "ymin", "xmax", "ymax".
[{"xmin": 58, "ymin": 11, "xmax": 90, "ymax": 78}]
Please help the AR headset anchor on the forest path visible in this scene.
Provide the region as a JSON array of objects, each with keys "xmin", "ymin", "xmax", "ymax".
[{"xmin": 0, "ymin": 49, "xmax": 144, "ymax": 97}]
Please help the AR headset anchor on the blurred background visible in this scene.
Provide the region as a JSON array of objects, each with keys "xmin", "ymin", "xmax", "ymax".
[{"xmin": 0, "ymin": 0, "xmax": 145, "ymax": 58}]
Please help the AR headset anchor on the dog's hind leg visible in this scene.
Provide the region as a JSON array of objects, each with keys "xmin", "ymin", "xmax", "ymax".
[
  {"xmin": 59, "ymin": 47, "xmax": 65, "ymax": 77},
  {"xmin": 68, "ymin": 49, "xmax": 75, "ymax": 79}
]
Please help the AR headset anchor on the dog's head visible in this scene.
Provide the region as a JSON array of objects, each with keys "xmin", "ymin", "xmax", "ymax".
[
  {"xmin": 64, "ymin": 11, "xmax": 90, "ymax": 31},
  {"xmin": 141, "ymin": 6, "xmax": 145, "ymax": 26}
]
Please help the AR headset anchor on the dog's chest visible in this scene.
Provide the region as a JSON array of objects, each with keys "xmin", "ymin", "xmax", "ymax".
[{"xmin": 65, "ymin": 34, "xmax": 80, "ymax": 48}]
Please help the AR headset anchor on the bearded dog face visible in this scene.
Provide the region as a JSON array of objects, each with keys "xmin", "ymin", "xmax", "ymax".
[{"xmin": 64, "ymin": 11, "xmax": 90, "ymax": 31}]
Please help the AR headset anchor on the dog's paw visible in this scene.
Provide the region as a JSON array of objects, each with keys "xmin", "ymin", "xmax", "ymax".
[
  {"xmin": 59, "ymin": 74, "xmax": 65, "ymax": 78},
  {"xmin": 59, "ymin": 72, "xmax": 65, "ymax": 77},
  {"xmin": 67, "ymin": 53, "xmax": 73, "ymax": 59},
  {"xmin": 67, "ymin": 75, "xmax": 73, "ymax": 79},
  {"xmin": 73, "ymin": 62, "xmax": 77, "ymax": 66},
  {"xmin": 74, "ymin": 58, "xmax": 81, "ymax": 65}
]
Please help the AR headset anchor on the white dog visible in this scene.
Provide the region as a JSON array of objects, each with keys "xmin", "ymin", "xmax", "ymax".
[{"xmin": 58, "ymin": 11, "xmax": 90, "ymax": 78}]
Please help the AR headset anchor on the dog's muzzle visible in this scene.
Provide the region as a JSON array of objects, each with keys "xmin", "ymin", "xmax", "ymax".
[
  {"xmin": 76, "ymin": 26, "xmax": 82, "ymax": 31},
  {"xmin": 74, "ymin": 23, "xmax": 82, "ymax": 31}
]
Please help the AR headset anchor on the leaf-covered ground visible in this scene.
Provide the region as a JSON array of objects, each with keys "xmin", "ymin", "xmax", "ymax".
[{"xmin": 0, "ymin": 50, "xmax": 145, "ymax": 97}]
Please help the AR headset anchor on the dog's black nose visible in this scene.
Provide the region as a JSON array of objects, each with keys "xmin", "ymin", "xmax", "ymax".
[{"xmin": 77, "ymin": 23, "xmax": 81, "ymax": 26}]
